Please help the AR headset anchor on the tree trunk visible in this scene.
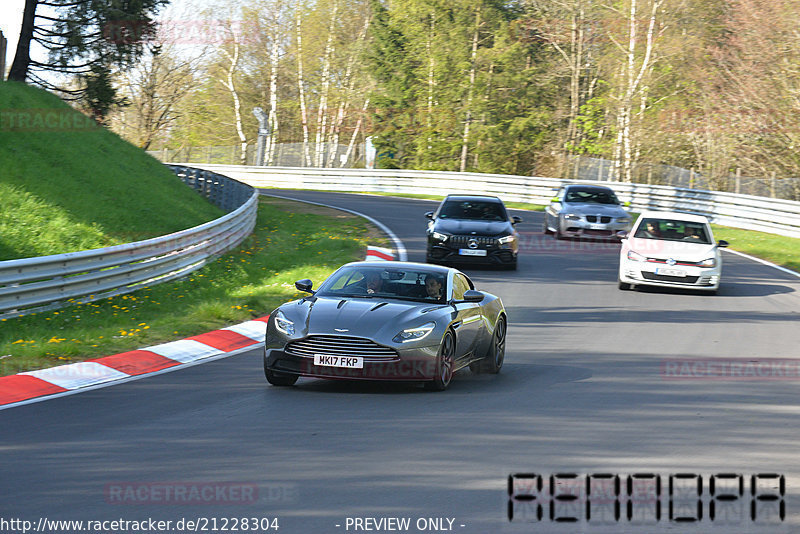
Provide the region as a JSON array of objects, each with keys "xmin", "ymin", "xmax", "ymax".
[
  {"xmin": 327, "ymin": 15, "xmax": 369, "ymax": 167},
  {"xmin": 342, "ymin": 97, "xmax": 369, "ymax": 167},
  {"xmin": 218, "ymin": 38, "xmax": 246, "ymax": 165},
  {"xmin": 8, "ymin": 0, "xmax": 38, "ymax": 81},
  {"xmin": 315, "ymin": 0, "xmax": 339, "ymax": 167},
  {"xmin": 616, "ymin": 0, "xmax": 660, "ymax": 182},
  {"xmin": 460, "ymin": 6, "xmax": 481, "ymax": 173},
  {"xmin": 266, "ymin": 32, "xmax": 280, "ymax": 165},
  {"xmin": 296, "ymin": 13, "xmax": 312, "ymax": 167},
  {"xmin": 426, "ymin": 11, "xmax": 436, "ymax": 153}
]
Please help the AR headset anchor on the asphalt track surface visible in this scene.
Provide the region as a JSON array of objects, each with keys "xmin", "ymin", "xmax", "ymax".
[{"xmin": 2, "ymin": 190, "xmax": 800, "ymax": 533}]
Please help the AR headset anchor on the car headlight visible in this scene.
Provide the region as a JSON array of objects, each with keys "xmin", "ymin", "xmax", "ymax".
[
  {"xmin": 431, "ymin": 231, "xmax": 449, "ymax": 242},
  {"xmin": 617, "ymin": 217, "xmax": 632, "ymax": 223},
  {"xmin": 393, "ymin": 322, "xmax": 435, "ymax": 343},
  {"xmin": 627, "ymin": 250, "xmax": 646, "ymax": 262},
  {"xmin": 698, "ymin": 257, "xmax": 716, "ymax": 268},
  {"xmin": 497, "ymin": 234, "xmax": 516, "ymax": 245},
  {"xmin": 274, "ymin": 310, "xmax": 294, "ymax": 336},
  {"xmin": 564, "ymin": 213, "xmax": 581, "ymax": 221}
]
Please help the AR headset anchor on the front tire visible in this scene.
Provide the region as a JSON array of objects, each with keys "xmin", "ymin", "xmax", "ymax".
[
  {"xmin": 426, "ymin": 330, "xmax": 456, "ymax": 391},
  {"xmin": 479, "ymin": 316, "xmax": 506, "ymax": 374},
  {"xmin": 264, "ymin": 357, "xmax": 299, "ymax": 386},
  {"xmin": 618, "ymin": 278, "xmax": 631, "ymax": 290}
]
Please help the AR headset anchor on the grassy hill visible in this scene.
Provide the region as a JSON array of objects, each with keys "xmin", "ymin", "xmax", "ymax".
[{"xmin": 0, "ymin": 81, "xmax": 224, "ymax": 260}]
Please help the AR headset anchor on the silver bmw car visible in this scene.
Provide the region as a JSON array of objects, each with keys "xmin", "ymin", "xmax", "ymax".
[
  {"xmin": 263, "ymin": 261, "xmax": 507, "ymax": 391},
  {"xmin": 544, "ymin": 184, "xmax": 633, "ymax": 239}
]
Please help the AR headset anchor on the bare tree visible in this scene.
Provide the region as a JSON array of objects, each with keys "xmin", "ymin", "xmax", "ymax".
[
  {"xmin": 525, "ymin": 0, "xmax": 600, "ymax": 173},
  {"xmin": 216, "ymin": 23, "xmax": 247, "ymax": 164},
  {"xmin": 602, "ymin": 0, "xmax": 666, "ymax": 182},
  {"xmin": 314, "ymin": 0, "xmax": 339, "ymax": 167},
  {"xmin": 113, "ymin": 43, "xmax": 200, "ymax": 150},
  {"xmin": 460, "ymin": 5, "xmax": 482, "ymax": 172},
  {"xmin": 326, "ymin": 13, "xmax": 370, "ymax": 167}
]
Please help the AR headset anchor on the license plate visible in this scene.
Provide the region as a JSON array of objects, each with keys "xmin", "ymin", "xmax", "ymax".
[
  {"xmin": 314, "ymin": 354, "xmax": 363, "ymax": 369},
  {"xmin": 655, "ymin": 268, "xmax": 686, "ymax": 277},
  {"xmin": 459, "ymin": 249, "xmax": 487, "ymax": 256},
  {"xmin": 589, "ymin": 223, "xmax": 607, "ymax": 230}
]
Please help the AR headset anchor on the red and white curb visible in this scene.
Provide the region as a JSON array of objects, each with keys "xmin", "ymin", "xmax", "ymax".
[
  {"xmin": 0, "ymin": 245, "xmax": 398, "ymax": 409},
  {"xmin": 0, "ymin": 316, "xmax": 270, "ymax": 409},
  {"xmin": 366, "ymin": 245, "xmax": 395, "ymax": 261}
]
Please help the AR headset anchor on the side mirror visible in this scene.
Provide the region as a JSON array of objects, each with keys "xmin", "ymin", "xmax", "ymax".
[
  {"xmin": 295, "ymin": 279, "xmax": 314, "ymax": 293},
  {"xmin": 511, "ymin": 216, "xmax": 522, "ymax": 224},
  {"xmin": 457, "ymin": 290, "xmax": 485, "ymax": 303},
  {"xmin": 717, "ymin": 240, "xmax": 729, "ymax": 248},
  {"xmin": 623, "ymin": 201, "xmax": 632, "ymax": 207},
  {"xmin": 616, "ymin": 230, "xmax": 629, "ymax": 240},
  {"xmin": 425, "ymin": 211, "xmax": 434, "ymax": 219},
  {"xmin": 550, "ymin": 196, "xmax": 560, "ymax": 203}
]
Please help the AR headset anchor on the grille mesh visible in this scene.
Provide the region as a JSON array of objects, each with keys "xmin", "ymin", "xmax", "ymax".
[
  {"xmin": 286, "ymin": 335, "xmax": 399, "ymax": 361},
  {"xmin": 641, "ymin": 272, "xmax": 700, "ymax": 284},
  {"xmin": 586, "ymin": 216, "xmax": 613, "ymax": 223},
  {"xmin": 447, "ymin": 235, "xmax": 496, "ymax": 247}
]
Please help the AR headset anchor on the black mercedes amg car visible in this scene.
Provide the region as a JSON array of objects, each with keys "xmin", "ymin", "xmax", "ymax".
[{"xmin": 425, "ymin": 195, "xmax": 521, "ymax": 269}]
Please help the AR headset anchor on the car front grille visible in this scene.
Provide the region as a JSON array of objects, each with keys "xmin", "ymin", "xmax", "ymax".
[
  {"xmin": 646, "ymin": 258, "xmax": 703, "ymax": 266},
  {"xmin": 447, "ymin": 235, "xmax": 496, "ymax": 247},
  {"xmin": 582, "ymin": 229, "xmax": 613, "ymax": 236},
  {"xmin": 286, "ymin": 335, "xmax": 399, "ymax": 361},
  {"xmin": 586, "ymin": 216, "xmax": 612, "ymax": 223},
  {"xmin": 641, "ymin": 272, "xmax": 700, "ymax": 284}
]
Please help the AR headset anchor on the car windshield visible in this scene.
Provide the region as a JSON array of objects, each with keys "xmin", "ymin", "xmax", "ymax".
[
  {"xmin": 633, "ymin": 218, "xmax": 712, "ymax": 244},
  {"xmin": 438, "ymin": 200, "xmax": 507, "ymax": 221},
  {"xmin": 316, "ymin": 266, "xmax": 448, "ymax": 304},
  {"xmin": 564, "ymin": 188, "xmax": 620, "ymax": 205}
]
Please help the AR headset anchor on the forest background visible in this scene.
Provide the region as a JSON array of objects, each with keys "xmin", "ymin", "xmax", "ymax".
[{"xmin": 13, "ymin": 0, "xmax": 800, "ymax": 198}]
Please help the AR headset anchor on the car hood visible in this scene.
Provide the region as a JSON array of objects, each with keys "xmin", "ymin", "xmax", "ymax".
[
  {"xmin": 433, "ymin": 218, "xmax": 513, "ymax": 236},
  {"xmin": 628, "ymin": 238, "xmax": 718, "ymax": 261},
  {"xmin": 285, "ymin": 296, "xmax": 447, "ymax": 339},
  {"xmin": 562, "ymin": 202, "xmax": 628, "ymax": 217}
]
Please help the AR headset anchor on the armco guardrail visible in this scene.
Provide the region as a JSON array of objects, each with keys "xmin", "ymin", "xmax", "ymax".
[
  {"xmin": 0, "ymin": 166, "xmax": 258, "ymax": 319},
  {"xmin": 180, "ymin": 164, "xmax": 800, "ymax": 239}
]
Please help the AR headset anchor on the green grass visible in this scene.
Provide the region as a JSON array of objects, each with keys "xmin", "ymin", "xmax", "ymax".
[
  {"xmin": 0, "ymin": 81, "xmax": 223, "ymax": 260},
  {"xmin": 711, "ymin": 225, "xmax": 800, "ymax": 273},
  {"xmin": 0, "ymin": 197, "xmax": 387, "ymax": 376}
]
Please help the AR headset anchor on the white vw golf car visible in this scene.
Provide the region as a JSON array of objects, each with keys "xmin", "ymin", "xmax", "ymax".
[{"xmin": 618, "ymin": 211, "xmax": 729, "ymax": 294}]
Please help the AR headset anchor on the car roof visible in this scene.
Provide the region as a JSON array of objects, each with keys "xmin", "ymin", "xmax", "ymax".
[
  {"xmin": 443, "ymin": 194, "xmax": 503, "ymax": 203},
  {"xmin": 564, "ymin": 184, "xmax": 616, "ymax": 192},
  {"xmin": 341, "ymin": 261, "xmax": 454, "ymax": 275},
  {"xmin": 637, "ymin": 210, "xmax": 710, "ymax": 224}
]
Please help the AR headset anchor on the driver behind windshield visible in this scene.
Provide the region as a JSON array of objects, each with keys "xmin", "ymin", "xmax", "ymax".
[
  {"xmin": 424, "ymin": 274, "xmax": 444, "ymax": 299},
  {"xmin": 361, "ymin": 271, "xmax": 383, "ymax": 294}
]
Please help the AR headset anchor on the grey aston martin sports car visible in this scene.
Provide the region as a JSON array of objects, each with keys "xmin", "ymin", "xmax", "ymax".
[
  {"xmin": 263, "ymin": 261, "xmax": 507, "ymax": 391},
  {"xmin": 544, "ymin": 184, "xmax": 633, "ymax": 240}
]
